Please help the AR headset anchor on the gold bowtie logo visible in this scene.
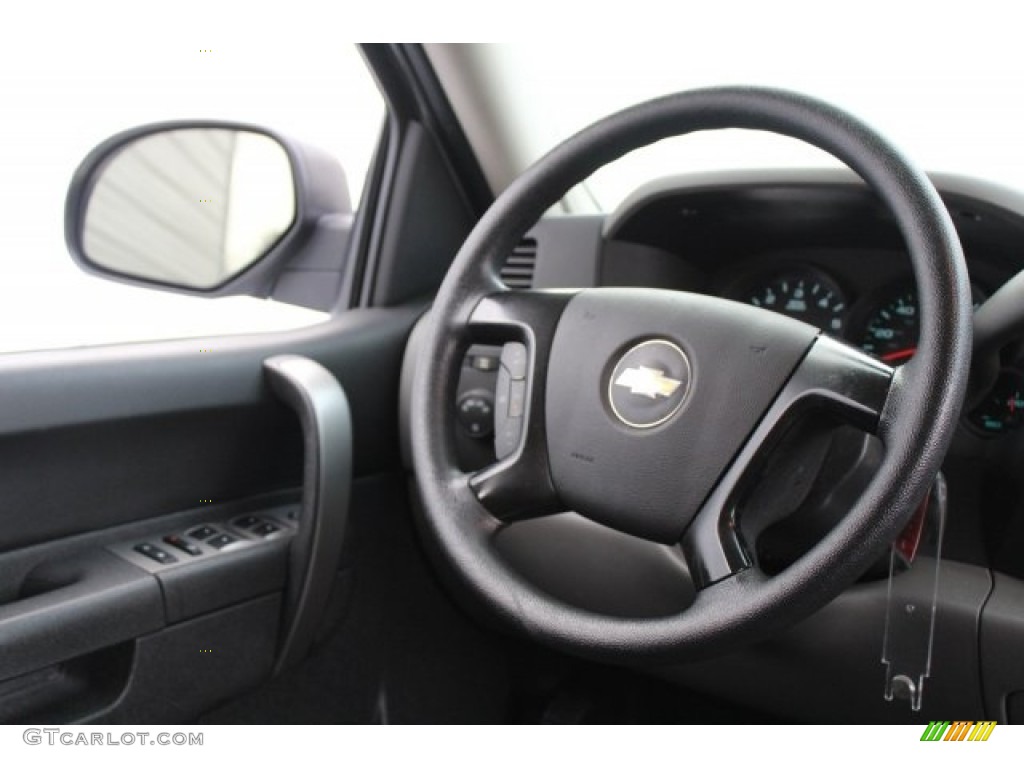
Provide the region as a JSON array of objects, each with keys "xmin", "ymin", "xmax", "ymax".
[{"xmin": 614, "ymin": 366, "xmax": 682, "ymax": 400}]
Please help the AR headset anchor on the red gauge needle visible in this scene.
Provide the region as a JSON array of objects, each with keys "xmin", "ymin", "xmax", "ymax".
[{"xmin": 880, "ymin": 347, "xmax": 917, "ymax": 363}]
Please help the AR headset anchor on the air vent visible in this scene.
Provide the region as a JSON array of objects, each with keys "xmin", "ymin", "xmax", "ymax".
[{"xmin": 499, "ymin": 238, "xmax": 537, "ymax": 289}]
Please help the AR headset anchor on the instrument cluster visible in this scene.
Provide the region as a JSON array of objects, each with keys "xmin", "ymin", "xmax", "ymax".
[
  {"xmin": 731, "ymin": 265, "xmax": 1020, "ymax": 437},
  {"xmin": 733, "ymin": 265, "xmax": 985, "ymax": 366}
]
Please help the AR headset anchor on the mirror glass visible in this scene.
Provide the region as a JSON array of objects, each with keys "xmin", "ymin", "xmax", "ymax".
[{"xmin": 81, "ymin": 128, "xmax": 296, "ymax": 289}]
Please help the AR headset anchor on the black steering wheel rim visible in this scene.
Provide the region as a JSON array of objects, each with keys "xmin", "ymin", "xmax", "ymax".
[{"xmin": 409, "ymin": 86, "xmax": 972, "ymax": 662}]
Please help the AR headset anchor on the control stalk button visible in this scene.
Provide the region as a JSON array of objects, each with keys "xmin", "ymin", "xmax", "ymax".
[
  {"xmin": 457, "ymin": 390, "xmax": 495, "ymax": 438},
  {"xmin": 500, "ymin": 342, "xmax": 528, "ymax": 380}
]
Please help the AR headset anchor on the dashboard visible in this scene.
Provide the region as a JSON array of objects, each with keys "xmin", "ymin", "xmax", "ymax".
[
  {"xmin": 725, "ymin": 262, "xmax": 968, "ymax": 363},
  {"xmin": 719, "ymin": 257, "xmax": 1024, "ymax": 437},
  {"xmin": 601, "ymin": 170, "xmax": 1024, "ymax": 436}
]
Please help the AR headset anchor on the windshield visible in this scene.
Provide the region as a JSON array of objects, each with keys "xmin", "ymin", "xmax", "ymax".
[{"xmin": 478, "ymin": 29, "xmax": 1022, "ymax": 212}]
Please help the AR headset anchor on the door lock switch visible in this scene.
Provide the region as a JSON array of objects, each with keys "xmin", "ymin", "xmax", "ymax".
[{"xmin": 163, "ymin": 534, "xmax": 202, "ymax": 556}]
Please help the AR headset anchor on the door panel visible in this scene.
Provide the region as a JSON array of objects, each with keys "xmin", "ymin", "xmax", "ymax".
[
  {"xmin": 0, "ymin": 305, "xmax": 421, "ymax": 723},
  {"xmin": 0, "ymin": 308, "xmax": 419, "ymax": 551}
]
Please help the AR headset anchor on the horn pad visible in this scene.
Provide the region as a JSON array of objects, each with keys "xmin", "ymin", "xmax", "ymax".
[{"xmin": 544, "ymin": 287, "xmax": 818, "ymax": 543}]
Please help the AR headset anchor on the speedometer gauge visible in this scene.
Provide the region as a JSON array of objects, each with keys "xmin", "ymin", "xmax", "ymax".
[
  {"xmin": 746, "ymin": 269, "xmax": 847, "ymax": 336},
  {"xmin": 859, "ymin": 290, "xmax": 919, "ymax": 364},
  {"xmin": 858, "ymin": 284, "xmax": 986, "ymax": 365}
]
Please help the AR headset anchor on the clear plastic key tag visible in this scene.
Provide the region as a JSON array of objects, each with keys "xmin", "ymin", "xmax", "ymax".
[{"xmin": 882, "ymin": 473, "xmax": 946, "ymax": 712}]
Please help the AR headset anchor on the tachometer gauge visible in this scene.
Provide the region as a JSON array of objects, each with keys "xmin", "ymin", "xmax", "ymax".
[{"xmin": 746, "ymin": 269, "xmax": 847, "ymax": 336}]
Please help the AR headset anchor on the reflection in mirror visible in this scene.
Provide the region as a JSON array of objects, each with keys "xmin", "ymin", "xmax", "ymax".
[{"xmin": 82, "ymin": 129, "xmax": 295, "ymax": 289}]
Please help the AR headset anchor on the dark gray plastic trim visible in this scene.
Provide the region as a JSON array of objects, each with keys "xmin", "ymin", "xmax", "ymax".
[
  {"xmin": 368, "ymin": 122, "xmax": 476, "ymax": 307},
  {"xmin": 662, "ymin": 560, "xmax": 991, "ymax": 723},
  {"xmin": 264, "ymin": 355, "xmax": 353, "ymax": 673},
  {"xmin": 87, "ymin": 594, "xmax": 281, "ymax": 724},
  {"xmin": 528, "ymin": 216, "xmax": 604, "ymax": 288},
  {"xmin": 603, "ymin": 168, "xmax": 1024, "ymax": 240},
  {"xmin": 0, "ymin": 552, "xmax": 164, "ymax": 681},
  {"xmin": 978, "ymin": 573, "xmax": 1024, "ymax": 721},
  {"xmin": 157, "ymin": 539, "xmax": 290, "ymax": 626}
]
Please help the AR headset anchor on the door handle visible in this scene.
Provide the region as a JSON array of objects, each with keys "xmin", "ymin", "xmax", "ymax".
[{"xmin": 264, "ymin": 355, "xmax": 353, "ymax": 673}]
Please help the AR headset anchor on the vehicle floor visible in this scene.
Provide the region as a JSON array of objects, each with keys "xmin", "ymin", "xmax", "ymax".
[{"xmin": 507, "ymin": 653, "xmax": 787, "ymax": 725}]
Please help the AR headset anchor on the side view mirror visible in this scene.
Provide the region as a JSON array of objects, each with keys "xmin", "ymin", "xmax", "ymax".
[{"xmin": 65, "ymin": 121, "xmax": 352, "ymax": 309}]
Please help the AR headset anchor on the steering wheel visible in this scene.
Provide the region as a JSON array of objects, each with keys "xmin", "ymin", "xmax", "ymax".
[{"xmin": 409, "ymin": 87, "xmax": 972, "ymax": 662}]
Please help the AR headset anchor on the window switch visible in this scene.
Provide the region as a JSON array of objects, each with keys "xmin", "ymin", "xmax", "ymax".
[
  {"xmin": 207, "ymin": 533, "xmax": 237, "ymax": 550},
  {"xmin": 252, "ymin": 522, "xmax": 279, "ymax": 537},
  {"xmin": 163, "ymin": 534, "xmax": 201, "ymax": 556},
  {"xmin": 233, "ymin": 515, "xmax": 261, "ymax": 529},
  {"xmin": 134, "ymin": 543, "xmax": 177, "ymax": 564},
  {"xmin": 187, "ymin": 525, "xmax": 217, "ymax": 540}
]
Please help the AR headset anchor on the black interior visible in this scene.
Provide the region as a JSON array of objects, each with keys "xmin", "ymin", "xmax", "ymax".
[{"xmin": 3, "ymin": 44, "xmax": 1024, "ymax": 725}]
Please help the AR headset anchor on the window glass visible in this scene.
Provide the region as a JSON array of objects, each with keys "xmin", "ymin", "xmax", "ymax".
[{"xmin": 0, "ymin": 21, "xmax": 383, "ymax": 353}]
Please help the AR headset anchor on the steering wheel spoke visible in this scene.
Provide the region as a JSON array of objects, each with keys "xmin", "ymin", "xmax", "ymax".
[
  {"xmin": 782, "ymin": 335, "xmax": 895, "ymax": 434},
  {"xmin": 465, "ymin": 289, "xmax": 573, "ymax": 345},
  {"xmin": 682, "ymin": 335, "xmax": 895, "ymax": 589},
  {"xmin": 464, "ymin": 289, "xmax": 572, "ymax": 522},
  {"xmin": 468, "ymin": 450, "xmax": 561, "ymax": 522}
]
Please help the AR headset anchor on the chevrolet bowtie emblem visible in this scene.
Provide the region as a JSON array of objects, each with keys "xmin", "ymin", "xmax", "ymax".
[{"xmin": 614, "ymin": 366, "xmax": 682, "ymax": 400}]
